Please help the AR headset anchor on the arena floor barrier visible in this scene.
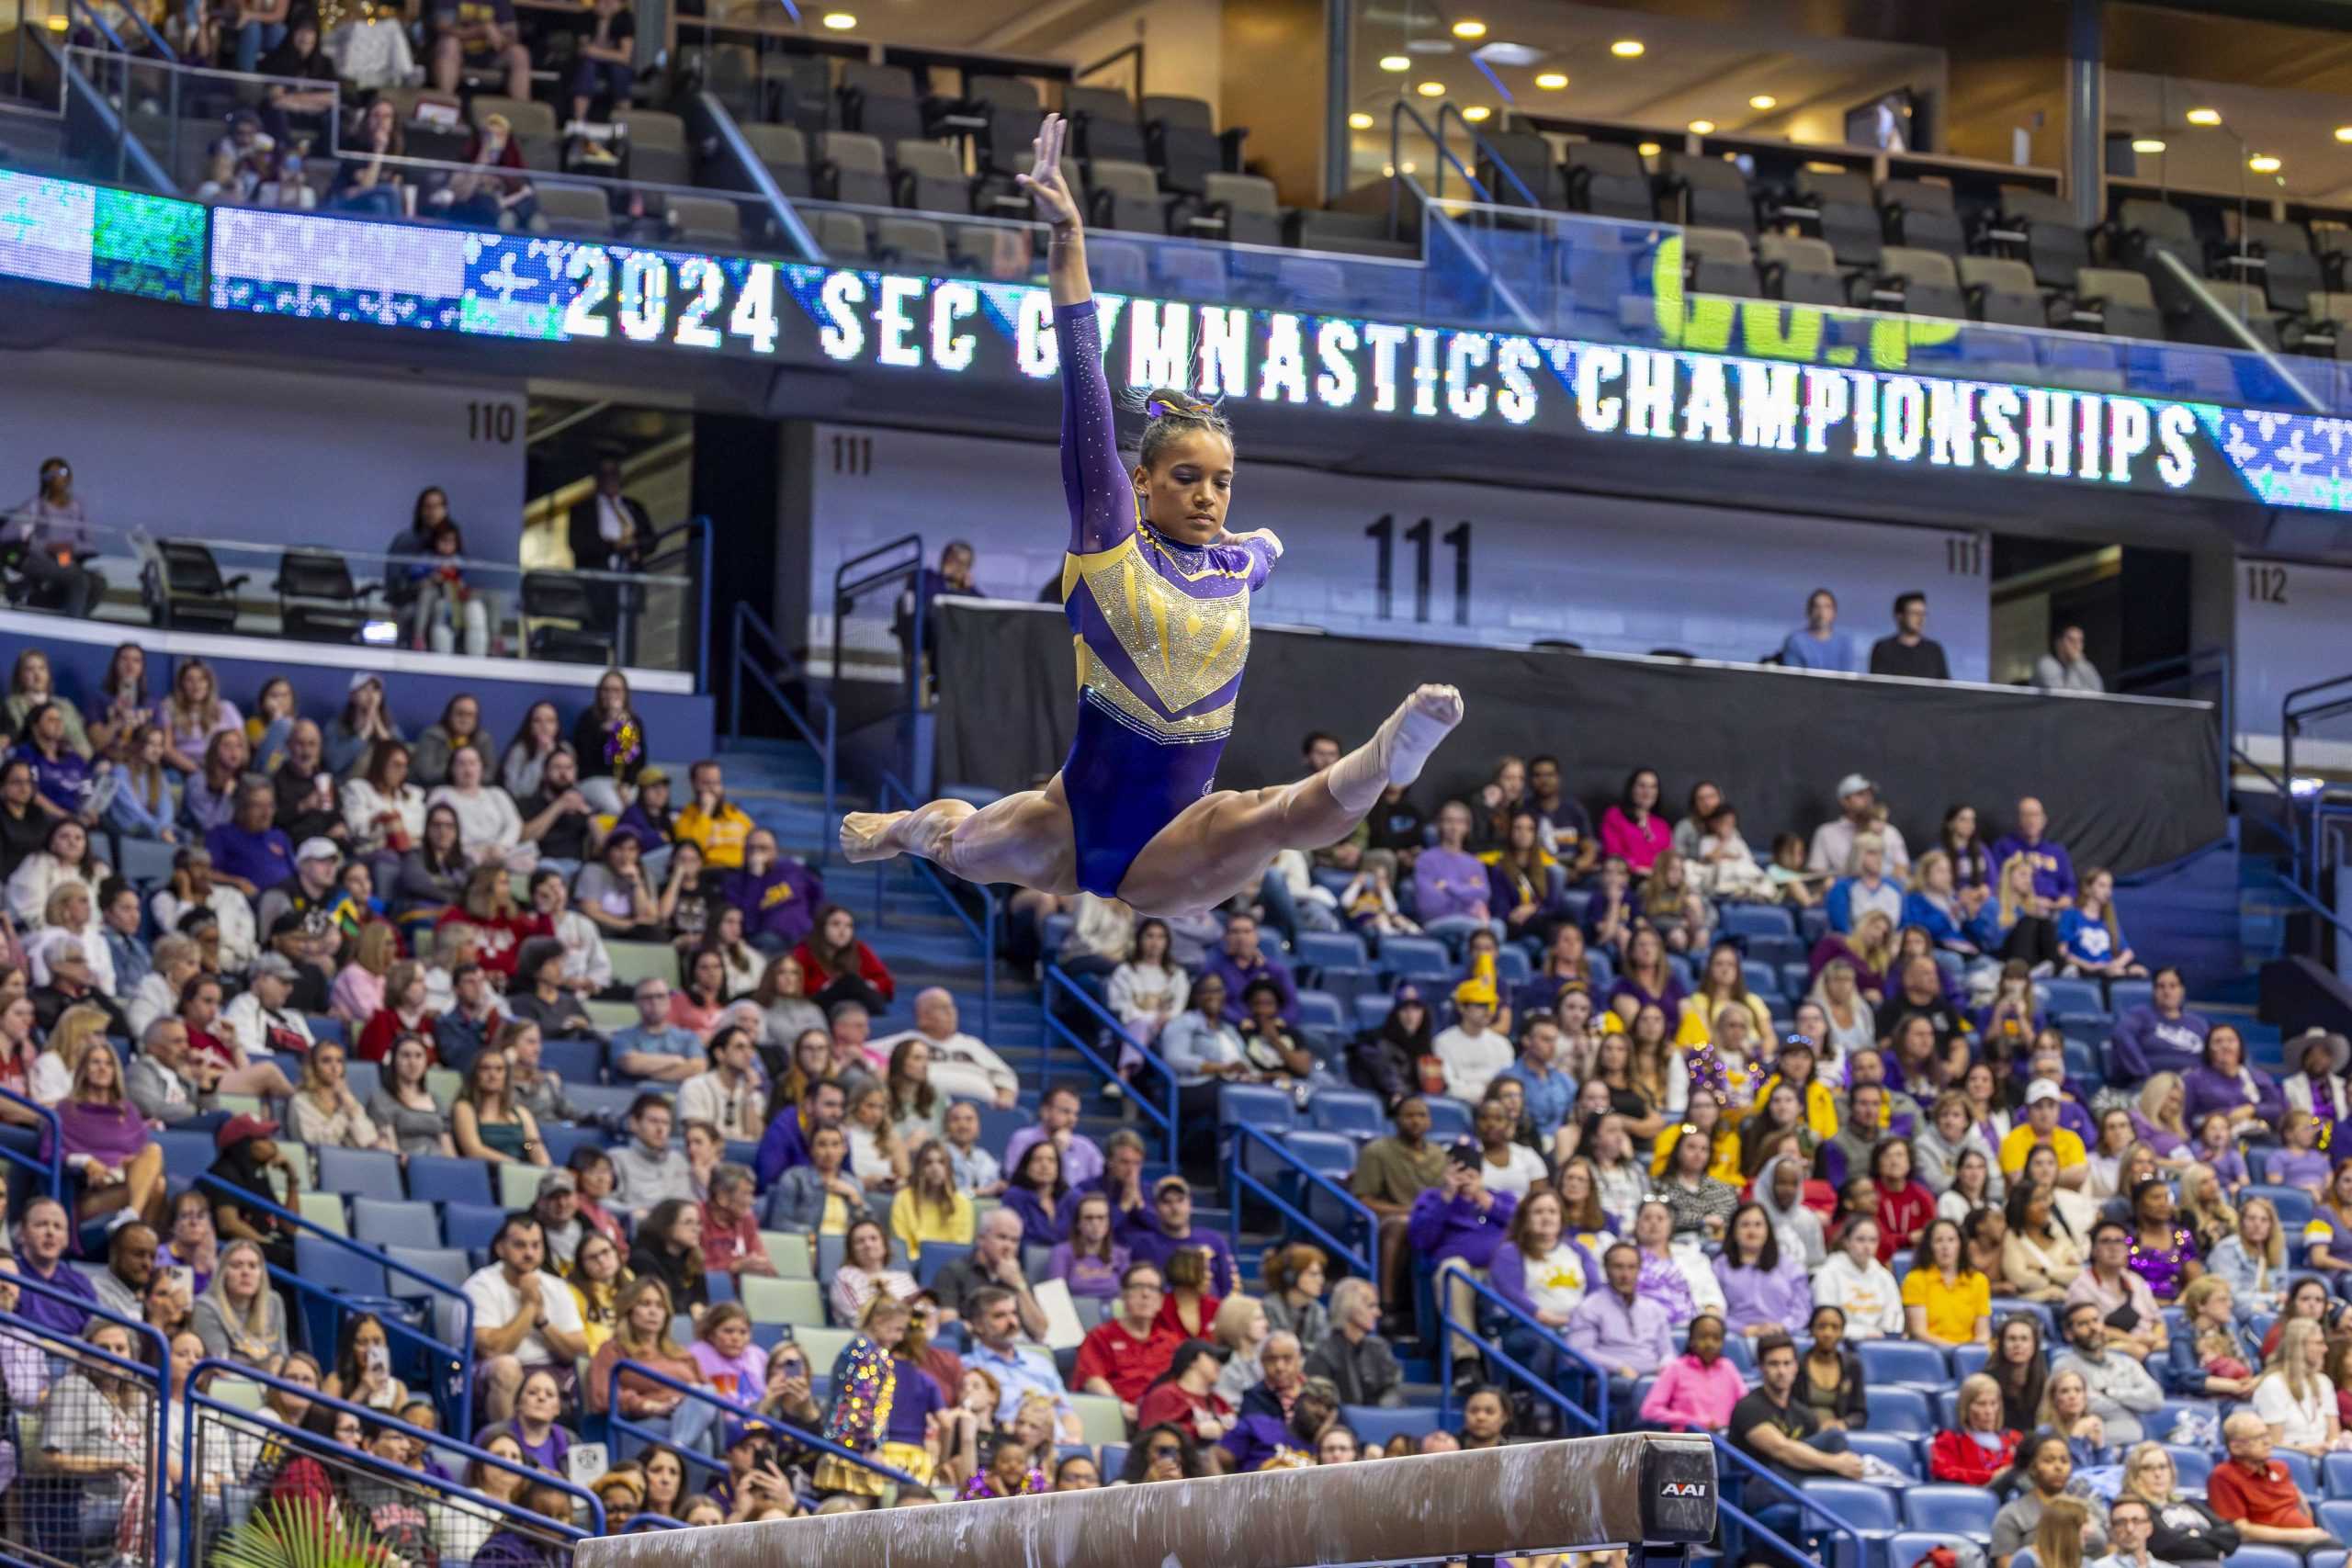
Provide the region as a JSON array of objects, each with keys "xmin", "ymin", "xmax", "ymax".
[
  {"xmin": 573, "ymin": 1432, "xmax": 1717, "ymax": 1568},
  {"xmin": 932, "ymin": 600, "xmax": 2225, "ymax": 876}
]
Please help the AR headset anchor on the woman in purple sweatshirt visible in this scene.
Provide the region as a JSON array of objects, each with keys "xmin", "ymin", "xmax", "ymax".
[
  {"xmin": 2180, "ymin": 1022, "xmax": 2283, "ymax": 1135},
  {"xmin": 2109, "ymin": 966, "xmax": 2211, "ymax": 1082}
]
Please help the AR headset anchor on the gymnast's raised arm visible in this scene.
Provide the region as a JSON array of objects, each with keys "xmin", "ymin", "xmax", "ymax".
[{"xmin": 1021, "ymin": 113, "xmax": 1131, "ymax": 558}]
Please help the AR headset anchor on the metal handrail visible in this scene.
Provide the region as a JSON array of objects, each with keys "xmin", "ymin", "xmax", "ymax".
[
  {"xmin": 184, "ymin": 1358, "xmax": 605, "ymax": 1547},
  {"xmin": 831, "ymin": 532, "xmax": 926, "ymax": 772},
  {"xmin": 2280, "ymin": 669, "xmax": 2352, "ymax": 889},
  {"xmin": 0, "ymin": 1282, "xmax": 172, "ymax": 1558},
  {"xmin": 605, "ymin": 1357, "xmax": 924, "ymax": 1489},
  {"xmin": 1432, "ymin": 1268, "xmax": 1612, "ymax": 1435},
  {"xmin": 1379, "ymin": 104, "xmax": 1542, "ymax": 335},
  {"xmin": 0, "ymin": 1081, "xmax": 66, "ymax": 1199},
  {"xmin": 193, "ymin": 1171, "xmax": 478, "ymax": 1435},
  {"xmin": 692, "ymin": 86, "xmax": 819, "ymax": 261},
  {"xmin": 728, "ymin": 600, "xmax": 839, "ymax": 849},
  {"xmin": 1041, "ymin": 962, "xmax": 1179, "ymax": 1168},
  {"xmin": 1386, "ymin": 96, "xmax": 1498, "ymax": 217},
  {"xmin": 873, "ymin": 768, "xmax": 997, "ymax": 1044},
  {"xmin": 46, "ymin": 32, "xmax": 175, "ymax": 192},
  {"xmin": 1435, "ymin": 100, "xmax": 1538, "ymax": 209},
  {"xmin": 1709, "ymin": 1433, "xmax": 1868, "ymax": 1568},
  {"xmin": 2114, "ymin": 644, "xmax": 2231, "ymax": 809},
  {"xmin": 1222, "ymin": 1121, "xmax": 1375, "ymax": 1279}
]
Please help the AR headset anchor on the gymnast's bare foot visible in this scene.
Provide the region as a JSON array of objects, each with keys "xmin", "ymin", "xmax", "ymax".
[{"xmin": 840, "ymin": 810, "xmax": 909, "ymax": 863}]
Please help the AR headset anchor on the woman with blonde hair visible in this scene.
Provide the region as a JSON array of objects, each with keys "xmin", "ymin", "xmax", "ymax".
[
  {"xmin": 2130, "ymin": 1073, "xmax": 2193, "ymax": 1163},
  {"xmin": 1674, "ymin": 942, "xmax": 1771, "ymax": 1047},
  {"xmin": 2253, "ymin": 1316, "xmax": 2341, "ymax": 1456},
  {"xmin": 286, "ymin": 1040, "xmax": 382, "ymax": 1151},
  {"xmin": 1928, "ymin": 1371, "xmax": 2020, "ymax": 1483},
  {"xmin": 2176, "ymin": 1164, "xmax": 2238, "ymax": 1255},
  {"xmin": 1209, "ymin": 1292, "xmax": 1271, "ymax": 1404},
  {"xmin": 2037, "ymin": 1367, "xmax": 2114, "ymax": 1468},
  {"xmin": 1969, "ymin": 852, "xmax": 2063, "ymax": 970},
  {"xmin": 1805, "ymin": 961, "xmax": 1877, "ymax": 1062},
  {"xmin": 35, "ymin": 1001, "xmax": 113, "ymax": 1105},
  {"xmin": 816, "ymin": 1292, "xmax": 947, "ymax": 1497},
  {"xmin": 2032, "ymin": 1495, "xmax": 2094, "ymax": 1568},
  {"xmin": 50, "ymin": 1037, "xmax": 165, "ymax": 1225},
  {"xmin": 889, "ymin": 1140, "xmax": 974, "ymax": 1260},
  {"xmin": 160, "ymin": 657, "xmax": 241, "ymax": 773},
  {"xmin": 585, "ymin": 1276, "xmax": 707, "ymax": 1422},
  {"xmin": 2206, "ymin": 1195, "xmax": 2284, "ymax": 1314},
  {"xmin": 451, "ymin": 1045, "xmax": 548, "ymax": 1167},
  {"xmin": 191, "ymin": 1237, "xmax": 288, "ymax": 1371},
  {"xmin": 331, "ymin": 920, "xmax": 401, "ymax": 1025},
  {"xmin": 567, "ymin": 1230, "xmax": 630, "ymax": 1357},
  {"xmin": 2116, "ymin": 1443, "xmax": 2237, "ymax": 1568}
]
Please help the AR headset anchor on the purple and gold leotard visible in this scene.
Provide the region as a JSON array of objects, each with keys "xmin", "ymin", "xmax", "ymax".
[{"xmin": 1054, "ymin": 299, "xmax": 1276, "ymax": 898}]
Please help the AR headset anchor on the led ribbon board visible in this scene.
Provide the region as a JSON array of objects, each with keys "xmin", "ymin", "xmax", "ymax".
[
  {"xmin": 0, "ymin": 169, "xmax": 205, "ymax": 302},
  {"xmin": 188, "ymin": 203, "xmax": 2352, "ymax": 514}
]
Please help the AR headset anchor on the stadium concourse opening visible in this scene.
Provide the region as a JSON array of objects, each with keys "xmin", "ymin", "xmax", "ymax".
[{"xmin": 573, "ymin": 1433, "xmax": 1718, "ymax": 1568}]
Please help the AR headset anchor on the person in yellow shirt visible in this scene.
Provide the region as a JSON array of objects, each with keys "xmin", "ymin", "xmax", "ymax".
[
  {"xmin": 1648, "ymin": 1096, "xmax": 1743, "ymax": 1183},
  {"xmin": 1752, "ymin": 1039, "xmax": 1840, "ymax": 1142},
  {"xmin": 1674, "ymin": 942, "xmax": 1774, "ymax": 1046},
  {"xmin": 891, "ymin": 1141, "xmax": 977, "ymax": 1259},
  {"xmin": 1899, "ymin": 1216, "xmax": 1993, "ymax": 1348},
  {"xmin": 673, "ymin": 759, "xmax": 754, "ymax": 869},
  {"xmin": 1999, "ymin": 1080, "xmax": 2090, "ymax": 1187}
]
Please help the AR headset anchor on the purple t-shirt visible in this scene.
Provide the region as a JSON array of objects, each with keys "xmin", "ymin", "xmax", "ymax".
[
  {"xmin": 16, "ymin": 1255, "xmax": 98, "ymax": 1337},
  {"xmin": 205, "ymin": 821, "xmax": 293, "ymax": 890},
  {"xmin": 1414, "ymin": 847, "xmax": 1490, "ymax": 923}
]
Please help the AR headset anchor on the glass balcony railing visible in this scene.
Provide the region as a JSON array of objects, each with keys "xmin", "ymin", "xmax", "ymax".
[{"xmin": 0, "ymin": 517, "xmax": 705, "ymax": 675}]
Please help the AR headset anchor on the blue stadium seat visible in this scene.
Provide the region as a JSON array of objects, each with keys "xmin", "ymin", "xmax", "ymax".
[
  {"xmin": 1281, "ymin": 1130, "xmax": 1358, "ymax": 1183},
  {"xmin": 309, "ymin": 1015, "xmax": 347, "ymax": 1045},
  {"xmin": 2281, "ymin": 1450, "xmax": 2320, "ymax": 1495},
  {"xmin": 1422, "ymin": 1097, "xmax": 1474, "ymax": 1145},
  {"xmin": 441, "ymin": 1202, "xmax": 507, "ymax": 1252},
  {"xmin": 1781, "ymin": 962, "xmax": 1813, "ymax": 1000},
  {"xmin": 1951, "ymin": 1343, "xmax": 1989, "ymax": 1380},
  {"xmin": 1722, "ymin": 905, "xmax": 1796, "ymax": 941},
  {"xmin": 406, "ymin": 1155, "xmax": 494, "ymax": 1206},
  {"xmin": 538, "ymin": 1124, "xmax": 603, "ymax": 1168},
  {"xmin": 2041, "ymin": 976, "xmax": 2106, "ymax": 1020},
  {"xmin": 156, "ymin": 1128, "xmax": 216, "ymax": 1180},
  {"xmin": 317, "ymin": 1147, "xmax": 403, "ymax": 1201},
  {"xmin": 2247, "ymin": 1184, "xmax": 2315, "ymax": 1232},
  {"xmin": 2324, "ymin": 1451, "xmax": 2352, "ymax": 1498},
  {"xmin": 1860, "ymin": 1386, "xmax": 1931, "ymax": 1435},
  {"xmin": 1584, "ymin": 950, "xmax": 1614, "ymax": 992},
  {"xmin": 2228, "ymin": 1548, "xmax": 2308, "ymax": 1568},
  {"xmin": 1800, "ymin": 1479, "xmax": 1900, "ymax": 1551},
  {"xmin": 1352, "ymin": 994, "xmax": 1394, "ymax": 1034},
  {"xmin": 1886, "ymin": 1534, "xmax": 1959, "ymax": 1568},
  {"xmin": 1743, "ymin": 960, "xmax": 1784, "ymax": 1000},
  {"xmin": 2108, "ymin": 978, "xmax": 2153, "ymax": 1015},
  {"xmin": 292, "ymin": 1235, "xmax": 390, "ymax": 1316},
  {"xmin": 1218, "ymin": 1083, "xmax": 1298, "ymax": 1135},
  {"xmin": 2320, "ymin": 1501, "xmax": 2352, "ymax": 1540},
  {"xmin": 1343, "ymin": 1403, "xmax": 1441, "ymax": 1449},
  {"xmin": 1296, "ymin": 930, "xmax": 1371, "ymax": 981},
  {"xmin": 1493, "ymin": 947, "xmax": 1531, "ymax": 987},
  {"xmin": 344, "ymin": 1060, "xmax": 381, "ymax": 1101},
  {"xmin": 1748, "ymin": 933, "xmax": 1805, "ymax": 969},
  {"xmin": 2161, "ymin": 1445, "xmax": 2213, "ymax": 1490},
  {"xmin": 1296, "ymin": 990, "xmax": 1346, "ymax": 1035},
  {"xmin": 352, "ymin": 1198, "xmax": 441, "ymax": 1251},
  {"xmin": 1099, "ymin": 1443, "xmax": 1128, "ymax": 1477},
  {"xmin": 1667, "ymin": 953, "xmax": 1695, "ymax": 991},
  {"xmin": 1377, "ymin": 937, "xmax": 1453, "ymax": 980},
  {"xmin": 1308, "ymin": 1089, "xmax": 1386, "ymax": 1140},
  {"xmin": 977, "ymin": 1106, "xmax": 1029, "ymax": 1163},
  {"xmin": 1799, "ymin": 907, "xmax": 1829, "ymax": 946},
  {"xmin": 1901, "ymin": 1484, "xmax": 1996, "ymax": 1535},
  {"xmin": 915, "ymin": 1244, "xmax": 972, "ymax": 1288},
  {"xmin": 570, "ymin": 1083, "xmax": 644, "ymax": 1119},
  {"xmin": 540, "ymin": 1036, "xmax": 604, "ymax": 1089},
  {"xmin": 1858, "ymin": 1341, "xmax": 1949, "ymax": 1387},
  {"xmin": 1842, "ymin": 1430, "xmax": 1921, "ymax": 1479},
  {"xmin": 385, "ymin": 1246, "xmax": 469, "ymax": 1293}
]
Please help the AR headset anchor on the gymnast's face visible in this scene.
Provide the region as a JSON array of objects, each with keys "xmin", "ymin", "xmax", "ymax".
[{"xmin": 1133, "ymin": 429, "xmax": 1234, "ymax": 547}]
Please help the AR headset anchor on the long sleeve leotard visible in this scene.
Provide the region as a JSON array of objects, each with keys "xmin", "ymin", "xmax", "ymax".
[{"xmin": 1053, "ymin": 299, "xmax": 1276, "ymax": 897}]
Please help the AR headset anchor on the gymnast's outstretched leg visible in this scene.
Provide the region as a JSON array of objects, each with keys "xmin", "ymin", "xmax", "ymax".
[
  {"xmin": 1116, "ymin": 682, "xmax": 1464, "ymax": 915},
  {"xmin": 842, "ymin": 775, "xmax": 1081, "ymax": 895}
]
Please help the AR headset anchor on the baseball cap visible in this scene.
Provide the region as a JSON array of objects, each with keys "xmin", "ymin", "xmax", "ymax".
[
  {"xmin": 1153, "ymin": 1174, "xmax": 1190, "ymax": 1197},
  {"xmin": 1453, "ymin": 976, "xmax": 1498, "ymax": 1009},
  {"xmin": 296, "ymin": 838, "xmax": 341, "ymax": 864},
  {"xmin": 637, "ymin": 764, "xmax": 669, "ymax": 786},
  {"xmin": 269, "ymin": 910, "xmax": 308, "ymax": 939},
  {"xmin": 723, "ymin": 1419, "xmax": 773, "ymax": 1451},
  {"xmin": 537, "ymin": 1169, "xmax": 577, "ymax": 1195},
  {"xmin": 348, "ymin": 671, "xmax": 381, "ymax": 692},
  {"xmin": 1835, "ymin": 773, "xmax": 1874, "ymax": 798},
  {"xmin": 249, "ymin": 953, "xmax": 298, "ymax": 981},
  {"xmin": 1392, "ymin": 982, "xmax": 1424, "ymax": 1008},
  {"xmin": 216, "ymin": 1111, "xmax": 280, "ymax": 1149},
  {"xmin": 2023, "ymin": 1079, "xmax": 2061, "ymax": 1105}
]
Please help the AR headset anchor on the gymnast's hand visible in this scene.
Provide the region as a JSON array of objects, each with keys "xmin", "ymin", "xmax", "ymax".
[
  {"xmin": 1016, "ymin": 113, "xmax": 1081, "ymax": 231},
  {"xmin": 1219, "ymin": 526, "xmax": 1283, "ymax": 559}
]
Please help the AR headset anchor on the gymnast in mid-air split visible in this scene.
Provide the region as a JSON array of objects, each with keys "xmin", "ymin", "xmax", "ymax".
[{"xmin": 842, "ymin": 113, "xmax": 1464, "ymax": 915}]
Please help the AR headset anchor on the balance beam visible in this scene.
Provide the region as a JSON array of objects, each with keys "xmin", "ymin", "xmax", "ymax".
[{"xmin": 576, "ymin": 1432, "xmax": 1718, "ymax": 1568}]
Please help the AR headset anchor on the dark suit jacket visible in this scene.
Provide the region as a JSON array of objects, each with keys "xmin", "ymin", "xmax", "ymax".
[{"xmin": 568, "ymin": 493, "xmax": 653, "ymax": 575}]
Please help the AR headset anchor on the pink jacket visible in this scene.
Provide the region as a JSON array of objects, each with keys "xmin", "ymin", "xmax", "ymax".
[{"xmin": 1637, "ymin": 1353, "xmax": 1747, "ymax": 1432}]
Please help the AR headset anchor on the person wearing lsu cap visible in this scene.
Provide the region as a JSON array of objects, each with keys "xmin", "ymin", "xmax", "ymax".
[
  {"xmin": 1125, "ymin": 1175, "xmax": 1238, "ymax": 1298},
  {"xmin": 1999, "ymin": 1078, "xmax": 2090, "ymax": 1187},
  {"xmin": 1430, "ymin": 974, "xmax": 1511, "ymax": 1103},
  {"xmin": 254, "ymin": 836, "xmax": 352, "ymax": 942},
  {"xmin": 1805, "ymin": 773, "xmax": 1909, "ymax": 878}
]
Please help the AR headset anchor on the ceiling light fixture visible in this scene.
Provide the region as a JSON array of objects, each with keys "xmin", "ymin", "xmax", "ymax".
[
  {"xmin": 820, "ymin": 10, "xmax": 854, "ymax": 28},
  {"xmin": 1463, "ymin": 105, "xmax": 1491, "ymax": 121},
  {"xmin": 2336, "ymin": 126, "xmax": 2352, "ymax": 142},
  {"xmin": 1534, "ymin": 71, "xmax": 1568, "ymax": 89},
  {"xmin": 2132, "ymin": 137, "xmax": 2165, "ymax": 153},
  {"xmin": 1748, "ymin": 94, "xmax": 1776, "ymax": 110},
  {"xmin": 1379, "ymin": 54, "xmax": 1410, "ymax": 72},
  {"xmin": 1348, "ymin": 112, "xmax": 1374, "ymax": 130},
  {"xmin": 2186, "ymin": 107, "xmax": 2222, "ymax": 126},
  {"xmin": 2249, "ymin": 153, "xmax": 2282, "ymax": 172},
  {"xmin": 1451, "ymin": 18, "xmax": 1487, "ymax": 39},
  {"xmin": 1610, "ymin": 39, "xmax": 1644, "ymax": 57},
  {"xmin": 1417, "ymin": 80, "xmax": 1446, "ymax": 96},
  {"xmin": 1688, "ymin": 118, "xmax": 1716, "ymax": 135},
  {"xmin": 1635, "ymin": 141, "xmax": 1661, "ymax": 157}
]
